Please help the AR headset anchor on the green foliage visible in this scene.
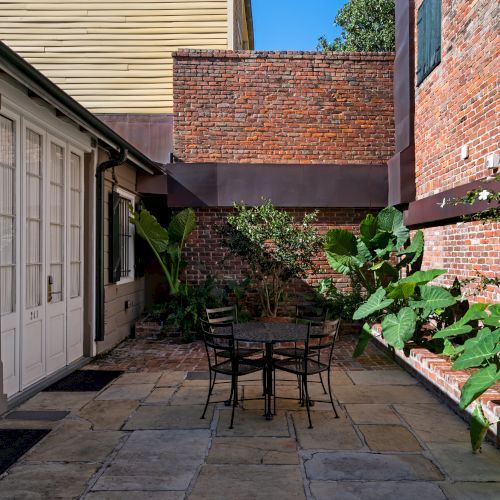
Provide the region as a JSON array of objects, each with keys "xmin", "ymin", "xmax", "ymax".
[
  {"xmin": 317, "ymin": 0, "xmax": 395, "ymax": 52},
  {"xmin": 130, "ymin": 207, "xmax": 196, "ymax": 295},
  {"xmin": 313, "ymin": 278, "xmax": 364, "ymax": 321},
  {"xmin": 453, "ymin": 176, "xmax": 500, "ymax": 223},
  {"xmin": 352, "ymin": 287, "xmax": 393, "ymax": 320},
  {"xmin": 352, "ymin": 323, "xmax": 372, "ymax": 358},
  {"xmin": 220, "ymin": 200, "xmax": 323, "ymax": 317},
  {"xmin": 470, "ymin": 405, "xmax": 490, "ymax": 453},
  {"xmin": 381, "ymin": 308, "xmax": 417, "ymax": 349}
]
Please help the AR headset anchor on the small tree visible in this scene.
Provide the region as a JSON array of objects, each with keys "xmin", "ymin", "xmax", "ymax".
[
  {"xmin": 220, "ymin": 200, "xmax": 323, "ymax": 317},
  {"xmin": 318, "ymin": 0, "xmax": 395, "ymax": 52}
]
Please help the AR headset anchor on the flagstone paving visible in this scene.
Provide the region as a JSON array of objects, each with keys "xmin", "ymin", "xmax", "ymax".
[{"xmin": 0, "ymin": 333, "xmax": 499, "ymax": 499}]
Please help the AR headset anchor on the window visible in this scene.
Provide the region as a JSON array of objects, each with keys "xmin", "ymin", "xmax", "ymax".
[
  {"xmin": 109, "ymin": 188, "xmax": 135, "ymax": 284},
  {"xmin": 417, "ymin": 0, "xmax": 442, "ymax": 85}
]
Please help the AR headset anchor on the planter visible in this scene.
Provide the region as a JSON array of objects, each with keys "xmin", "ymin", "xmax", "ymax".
[{"xmin": 370, "ymin": 324, "xmax": 500, "ymax": 446}]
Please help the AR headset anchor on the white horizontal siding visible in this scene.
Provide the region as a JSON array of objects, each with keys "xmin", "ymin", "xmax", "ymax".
[{"xmin": 1, "ymin": 0, "xmax": 229, "ymax": 113}]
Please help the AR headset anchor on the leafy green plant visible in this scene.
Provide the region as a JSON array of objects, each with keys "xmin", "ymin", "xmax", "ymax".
[
  {"xmin": 453, "ymin": 175, "xmax": 500, "ymax": 223},
  {"xmin": 219, "ymin": 200, "xmax": 323, "ymax": 317},
  {"xmin": 130, "ymin": 206, "xmax": 196, "ymax": 295},
  {"xmin": 313, "ymin": 278, "xmax": 364, "ymax": 321}
]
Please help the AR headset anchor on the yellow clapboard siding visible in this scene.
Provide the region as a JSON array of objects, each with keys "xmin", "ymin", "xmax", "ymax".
[{"xmin": 0, "ymin": 0, "xmax": 239, "ymax": 113}]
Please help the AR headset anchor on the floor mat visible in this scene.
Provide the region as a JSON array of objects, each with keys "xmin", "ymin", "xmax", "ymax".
[
  {"xmin": 0, "ymin": 429, "xmax": 50, "ymax": 474},
  {"xmin": 5, "ymin": 410, "xmax": 69, "ymax": 421},
  {"xmin": 43, "ymin": 370, "xmax": 123, "ymax": 392}
]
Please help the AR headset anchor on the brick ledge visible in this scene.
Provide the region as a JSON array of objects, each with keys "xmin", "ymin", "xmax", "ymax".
[{"xmin": 371, "ymin": 324, "xmax": 499, "ymax": 443}]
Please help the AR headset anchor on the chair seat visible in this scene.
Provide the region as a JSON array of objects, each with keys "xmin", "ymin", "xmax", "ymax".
[
  {"xmin": 212, "ymin": 359, "xmax": 265, "ymax": 376},
  {"xmin": 218, "ymin": 347, "xmax": 263, "ymax": 359},
  {"xmin": 273, "ymin": 347, "xmax": 305, "ymax": 358},
  {"xmin": 273, "ymin": 357, "xmax": 328, "ymax": 376}
]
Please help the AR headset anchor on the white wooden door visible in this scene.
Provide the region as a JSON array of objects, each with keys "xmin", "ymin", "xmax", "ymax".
[
  {"xmin": 66, "ymin": 149, "xmax": 84, "ymax": 363},
  {"xmin": 0, "ymin": 112, "xmax": 21, "ymax": 396},
  {"xmin": 22, "ymin": 124, "xmax": 46, "ymax": 389},
  {"xmin": 45, "ymin": 138, "xmax": 67, "ymax": 374}
]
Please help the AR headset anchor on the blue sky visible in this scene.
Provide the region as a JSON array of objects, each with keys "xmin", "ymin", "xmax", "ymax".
[{"xmin": 252, "ymin": 0, "xmax": 347, "ymax": 51}]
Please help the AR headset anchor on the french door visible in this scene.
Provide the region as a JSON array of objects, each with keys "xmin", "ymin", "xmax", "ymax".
[{"xmin": 0, "ymin": 113, "xmax": 85, "ymax": 396}]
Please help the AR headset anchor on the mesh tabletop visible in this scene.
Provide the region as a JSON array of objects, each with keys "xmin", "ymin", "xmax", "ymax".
[{"xmin": 231, "ymin": 322, "xmax": 318, "ymax": 343}]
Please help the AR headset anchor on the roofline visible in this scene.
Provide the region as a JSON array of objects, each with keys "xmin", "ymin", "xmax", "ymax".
[
  {"xmin": 0, "ymin": 41, "xmax": 164, "ymax": 175},
  {"xmin": 244, "ymin": 0, "xmax": 255, "ymax": 50}
]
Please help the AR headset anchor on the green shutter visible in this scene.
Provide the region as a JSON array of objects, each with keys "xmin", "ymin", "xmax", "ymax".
[
  {"xmin": 417, "ymin": 0, "xmax": 441, "ymax": 85},
  {"xmin": 109, "ymin": 191, "xmax": 121, "ymax": 283}
]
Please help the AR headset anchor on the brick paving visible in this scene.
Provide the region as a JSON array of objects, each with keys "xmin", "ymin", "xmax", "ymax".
[{"xmin": 87, "ymin": 333, "xmax": 395, "ymax": 373}]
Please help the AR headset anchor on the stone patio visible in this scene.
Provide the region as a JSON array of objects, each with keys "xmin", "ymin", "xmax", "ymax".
[{"xmin": 1, "ymin": 334, "xmax": 499, "ymax": 499}]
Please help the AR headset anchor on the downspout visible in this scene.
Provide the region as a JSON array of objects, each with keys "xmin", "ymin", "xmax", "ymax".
[{"xmin": 95, "ymin": 147, "xmax": 128, "ymax": 341}]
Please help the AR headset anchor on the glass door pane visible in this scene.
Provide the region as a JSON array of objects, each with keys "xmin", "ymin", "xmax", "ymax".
[
  {"xmin": 69, "ymin": 152, "xmax": 81, "ymax": 298},
  {"xmin": 0, "ymin": 115, "xmax": 16, "ymax": 315},
  {"xmin": 49, "ymin": 143, "xmax": 64, "ymax": 303},
  {"xmin": 25, "ymin": 129, "xmax": 42, "ymax": 309}
]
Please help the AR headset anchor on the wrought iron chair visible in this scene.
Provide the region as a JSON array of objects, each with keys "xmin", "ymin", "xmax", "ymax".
[
  {"xmin": 200, "ymin": 319, "xmax": 265, "ymax": 428},
  {"xmin": 273, "ymin": 319, "xmax": 341, "ymax": 428}
]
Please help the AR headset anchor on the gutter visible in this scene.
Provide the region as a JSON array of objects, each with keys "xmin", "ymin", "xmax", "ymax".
[
  {"xmin": 0, "ymin": 41, "xmax": 163, "ymax": 175},
  {"xmin": 95, "ymin": 147, "xmax": 128, "ymax": 342}
]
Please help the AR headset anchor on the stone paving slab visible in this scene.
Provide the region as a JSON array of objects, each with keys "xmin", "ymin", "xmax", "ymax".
[
  {"xmin": 0, "ymin": 462, "xmax": 99, "ymax": 499},
  {"xmin": 292, "ymin": 412, "xmax": 363, "ymax": 450},
  {"xmin": 426, "ymin": 442, "xmax": 500, "ymax": 482},
  {"xmin": 77, "ymin": 400, "xmax": 139, "ymax": 430},
  {"xmin": 144, "ymin": 387, "xmax": 177, "ymax": 404},
  {"xmin": 217, "ymin": 410, "xmax": 290, "ymax": 437},
  {"xmin": 96, "ymin": 384, "xmax": 155, "ymax": 401},
  {"xmin": 358, "ymin": 424, "xmax": 422, "ymax": 452},
  {"xmin": 207, "ymin": 437, "xmax": 299, "ymax": 464},
  {"xmin": 393, "ymin": 404, "xmax": 470, "ymax": 443},
  {"xmin": 157, "ymin": 371, "xmax": 187, "ymax": 387},
  {"xmin": 310, "ymin": 480, "xmax": 447, "ymax": 500},
  {"xmin": 333, "ymin": 384, "xmax": 437, "ymax": 405},
  {"xmin": 86, "ymin": 492, "xmax": 184, "ymax": 500},
  {"xmin": 440, "ymin": 481, "xmax": 500, "ymax": 499},
  {"xmin": 347, "ymin": 369, "xmax": 418, "ymax": 386},
  {"xmin": 124, "ymin": 404, "xmax": 213, "ymax": 430},
  {"xmin": 19, "ymin": 391, "xmax": 98, "ymax": 411},
  {"xmin": 189, "ymin": 464, "xmax": 306, "ymax": 500},
  {"xmin": 169, "ymin": 386, "xmax": 228, "ymax": 406},
  {"xmin": 93, "ymin": 430, "xmax": 210, "ymax": 492},
  {"xmin": 25, "ymin": 429, "xmax": 124, "ymax": 463},
  {"xmin": 304, "ymin": 451, "xmax": 444, "ymax": 481},
  {"xmin": 113, "ymin": 372, "xmax": 162, "ymax": 385},
  {"xmin": 345, "ymin": 404, "xmax": 401, "ymax": 425}
]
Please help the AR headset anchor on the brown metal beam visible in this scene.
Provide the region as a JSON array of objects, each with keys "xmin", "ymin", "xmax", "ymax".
[{"xmin": 164, "ymin": 163, "xmax": 388, "ymax": 208}]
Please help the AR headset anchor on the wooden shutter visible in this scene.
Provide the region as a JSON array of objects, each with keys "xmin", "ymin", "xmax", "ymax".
[
  {"xmin": 109, "ymin": 191, "xmax": 121, "ymax": 283},
  {"xmin": 417, "ymin": 0, "xmax": 441, "ymax": 85}
]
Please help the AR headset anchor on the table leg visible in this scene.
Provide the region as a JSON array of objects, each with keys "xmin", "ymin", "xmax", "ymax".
[{"xmin": 265, "ymin": 343, "xmax": 273, "ymax": 420}]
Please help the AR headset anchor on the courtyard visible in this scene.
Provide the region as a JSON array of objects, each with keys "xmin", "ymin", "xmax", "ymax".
[{"xmin": 0, "ymin": 334, "xmax": 499, "ymax": 499}]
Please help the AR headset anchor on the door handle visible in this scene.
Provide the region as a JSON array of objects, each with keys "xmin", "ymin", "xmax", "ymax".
[{"xmin": 47, "ymin": 275, "xmax": 53, "ymax": 303}]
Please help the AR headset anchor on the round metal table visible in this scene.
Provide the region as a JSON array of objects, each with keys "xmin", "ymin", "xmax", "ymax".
[{"xmin": 232, "ymin": 322, "xmax": 317, "ymax": 419}]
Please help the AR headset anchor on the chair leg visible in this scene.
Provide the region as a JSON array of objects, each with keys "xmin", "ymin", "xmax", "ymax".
[
  {"xmin": 318, "ymin": 371, "xmax": 327, "ymax": 395},
  {"xmin": 327, "ymin": 368, "xmax": 339, "ymax": 418},
  {"xmin": 230, "ymin": 374, "xmax": 238, "ymax": 429},
  {"xmin": 303, "ymin": 374, "xmax": 313, "ymax": 429},
  {"xmin": 201, "ymin": 370, "xmax": 215, "ymax": 419}
]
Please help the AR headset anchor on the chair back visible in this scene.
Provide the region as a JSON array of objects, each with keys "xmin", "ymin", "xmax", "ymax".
[
  {"xmin": 304, "ymin": 319, "xmax": 340, "ymax": 368},
  {"xmin": 295, "ymin": 304, "xmax": 326, "ymax": 324},
  {"xmin": 200, "ymin": 318, "xmax": 235, "ymax": 367},
  {"xmin": 206, "ymin": 305, "xmax": 238, "ymax": 325}
]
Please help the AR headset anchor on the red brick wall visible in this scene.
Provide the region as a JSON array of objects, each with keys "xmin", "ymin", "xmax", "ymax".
[
  {"xmin": 173, "ymin": 50, "xmax": 394, "ymax": 164},
  {"xmin": 414, "ymin": 0, "xmax": 499, "ymax": 199}
]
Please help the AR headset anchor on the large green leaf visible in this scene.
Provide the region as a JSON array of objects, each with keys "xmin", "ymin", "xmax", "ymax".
[
  {"xmin": 376, "ymin": 206, "xmax": 409, "ymax": 248},
  {"xmin": 326, "ymin": 251, "xmax": 355, "ymax": 275},
  {"xmin": 433, "ymin": 323, "xmax": 473, "ymax": 339},
  {"xmin": 381, "ymin": 307, "xmax": 417, "ymax": 349},
  {"xmin": 387, "ymin": 282, "xmax": 417, "ymax": 300},
  {"xmin": 130, "ymin": 207, "xmax": 169, "ymax": 254},
  {"xmin": 398, "ymin": 269, "xmax": 447, "ymax": 285},
  {"xmin": 359, "ymin": 214, "xmax": 378, "ymax": 243},
  {"xmin": 489, "ymin": 304, "xmax": 500, "ymax": 316},
  {"xmin": 483, "ymin": 314, "xmax": 500, "ymax": 329},
  {"xmin": 168, "ymin": 208, "xmax": 196, "ymax": 246},
  {"xmin": 457, "ymin": 303, "xmax": 489, "ymax": 325},
  {"xmin": 453, "ymin": 329, "xmax": 500, "ymax": 370},
  {"xmin": 370, "ymin": 261, "xmax": 399, "ymax": 280},
  {"xmin": 411, "ymin": 286, "xmax": 457, "ymax": 317},
  {"xmin": 325, "ymin": 229, "xmax": 358, "ymax": 256},
  {"xmin": 352, "ymin": 323, "xmax": 372, "ymax": 358},
  {"xmin": 397, "ymin": 230, "xmax": 424, "ymax": 266},
  {"xmin": 459, "ymin": 364, "xmax": 500, "ymax": 409},
  {"xmin": 353, "ymin": 287, "xmax": 394, "ymax": 320},
  {"xmin": 470, "ymin": 404, "xmax": 491, "ymax": 453}
]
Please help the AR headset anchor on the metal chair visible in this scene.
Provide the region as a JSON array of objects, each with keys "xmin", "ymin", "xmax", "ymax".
[
  {"xmin": 273, "ymin": 319, "xmax": 341, "ymax": 428},
  {"xmin": 200, "ymin": 319, "xmax": 265, "ymax": 428}
]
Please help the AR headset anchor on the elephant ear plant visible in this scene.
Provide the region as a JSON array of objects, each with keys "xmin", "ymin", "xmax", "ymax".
[{"xmin": 325, "ymin": 206, "xmax": 499, "ymax": 452}]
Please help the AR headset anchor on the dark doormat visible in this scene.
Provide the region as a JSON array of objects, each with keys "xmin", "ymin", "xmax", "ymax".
[
  {"xmin": 43, "ymin": 370, "xmax": 123, "ymax": 392},
  {"xmin": 0, "ymin": 429, "xmax": 50, "ymax": 474},
  {"xmin": 5, "ymin": 410, "xmax": 69, "ymax": 421}
]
